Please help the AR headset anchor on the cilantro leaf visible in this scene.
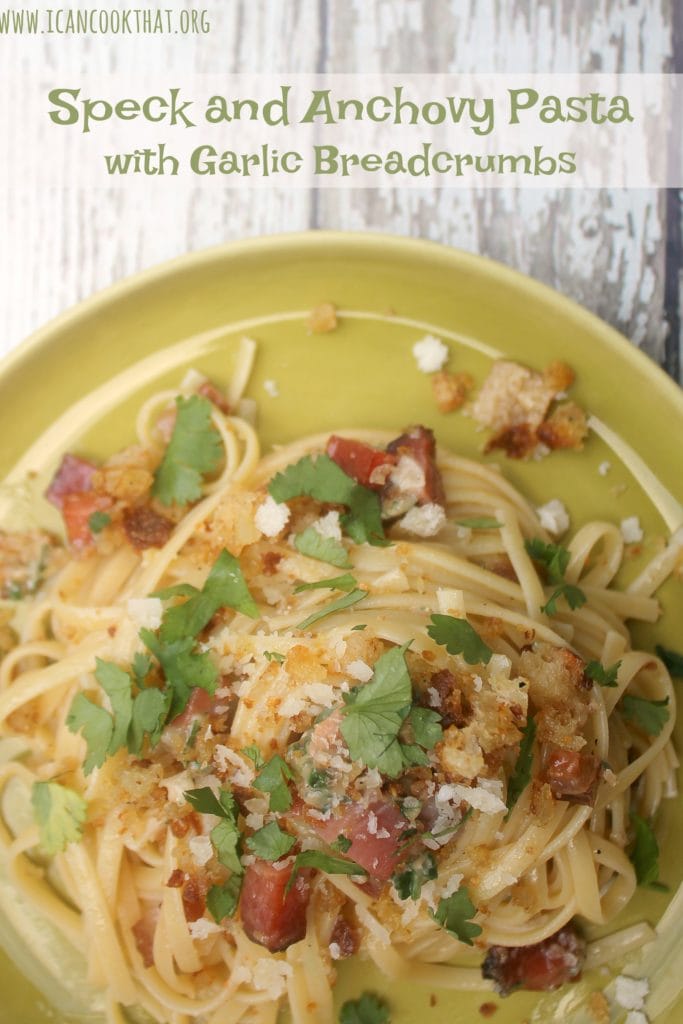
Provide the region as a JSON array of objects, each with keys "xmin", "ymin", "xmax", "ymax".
[
  {"xmin": 541, "ymin": 584, "xmax": 586, "ymax": 616},
  {"xmin": 294, "ymin": 573, "xmax": 358, "ymax": 594},
  {"xmin": 160, "ymin": 550, "xmax": 258, "ymax": 642},
  {"xmin": 405, "ymin": 706, "xmax": 442, "ymax": 749},
  {"xmin": 151, "ymin": 583, "xmax": 199, "ymax": 600},
  {"xmin": 620, "ymin": 695, "xmax": 670, "ymax": 736},
  {"xmin": 339, "ymin": 992, "xmax": 390, "ymax": 1024},
  {"xmin": 264, "ymin": 651, "xmax": 285, "ymax": 664},
  {"xmin": 392, "ymin": 851, "xmax": 437, "ymax": 901},
  {"xmin": 184, "ymin": 787, "xmax": 243, "ymax": 875},
  {"xmin": 269, "ymin": 454, "xmax": 385, "ymax": 546},
  {"xmin": 525, "ymin": 538, "xmax": 570, "ymax": 584},
  {"xmin": 246, "ymin": 821, "xmax": 296, "ymax": 861},
  {"xmin": 241, "ymin": 745, "xmax": 265, "ymax": 771},
  {"xmin": 340, "ymin": 644, "xmax": 412, "ymax": 777},
  {"xmin": 427, "ymin": 614, "xmax": 492, "ymax": 665},
  {"xmin": 297, "ymin": 589, "xmax": 367, "ymax": 631},
  {"xmin": 88, "ymin": 510, "xmax": 111, "ymax": 533},
  {"xmin": 294, "ymin": 527, "xmax": 352, "ymax": 568},
  {"xmin": 331, "ymin": 834, "xmax": 352, "ymax": 853},
  {"xmin": 506, "ymin": 716, "xmax": 536, "ymax": 813},
  {"xmin": 211, "ymin": 818, "xmax": 242, "ymax": 875},
  {"xmin": 129, "ymin": 688, "xmax": 170, "ymax": 754},
  {"xmin": 351, "ymin": 624, "xmax": 367, "ymax": 631},
  {"xmin": 656, "ymin": 645, "xmax": 683, "ymax": 677},
  {"xmin": 132, "ymin": 652, "xmax": 152, "ymax": 685},
  {"xmin": 140, "ymin": 629, "xmax": 216, "ymax": 719},
  {"xmin": 630, "ymin": 811, "xmax": 666, "ymax": 888},
  {"xmin": 207, "ymin": 876, "xmax": 242, "ymax": 922},
  {"xmin": 287, "ymin": 849, "xmax": 367, "ymax": 892},
  {"xmin": 94, "ymin": 658, "xmax": 133, "ymax": 754},
  {"xmin": 455, "ymin": 517, "xmax": 502, "ymax": 529},
  {"xmin": 31, "ymin": 781, "xmax": 87, "ymax": 855},
  {"xmin": 66, "ymin": 693, "xmax": 113, "ymax": 775},
  {"xmin": 585, "ymin": 660, "xmax": 621, "ymax": 688},
  {"xmin": 153, "ymin": 395, "xmax": 223, "ymax": 506},
  {"xmin": 253, "ymin": 755, "xmax": 293, "ymax": 812},
  {"xmin": 184, "ymin": 787, "xmax": 236, "ymax": 818},
  {"xmin": 430, "ymin": 885, "xmax": 482, "ymax": 946}
]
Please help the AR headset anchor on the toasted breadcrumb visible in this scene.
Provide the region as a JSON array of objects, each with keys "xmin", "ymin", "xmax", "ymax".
[
  {"xmin": 543, "ymin": 360, "xmax": 575, "ymax": 393},
  {"xmin": 587, "ymin": 990, "xmax": 610, "ymax": 1024},
  {"xmin": 432, "ymin": 370, "xmax": 474, "ymax": 412},
  {"xmin": 537, "ymin": 402, "xmax": 589, "ymax": 450},
  {"xmin": 471, "ymin": 360, "xmax": 556, "ymax": 433},
  {"xmin": 307, "ymin": 302, "xmax": 337, "ymax": 334}
]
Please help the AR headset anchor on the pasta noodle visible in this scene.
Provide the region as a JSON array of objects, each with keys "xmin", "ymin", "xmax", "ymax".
[{"xmin": 0, "ymin": 359, "xmax": 679, "ymax": 1024}]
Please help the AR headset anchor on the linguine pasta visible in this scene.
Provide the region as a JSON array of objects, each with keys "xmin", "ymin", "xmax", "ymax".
[{"xmin": 0, "ymin": 356, "xmax": 679, "ymax": 1024}]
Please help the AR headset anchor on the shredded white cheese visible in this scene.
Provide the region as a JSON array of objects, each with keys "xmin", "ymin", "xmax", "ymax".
[
  {"xmin": 329, "ymin": 942, "xmax": 342, "ymax": 960},
  {"xmin": 390, "ymin": 454, "xmax": 426, "ymax": 493},
  {"xmin": 412, "ymin": 334, "xmax": 449, "ymax": 373},
  {"xmin": 347, "ymin": 659, "xmax": 373, "ymax": 682},
  {"xmin": 614, "ymin": 975, "xmax": 649, "ymax": 1011},
  {"xmin": 189, "ymin": 918, "xmax": 223, "ymax": 940},
  {"xmin": 188, "ymin": 835, "xmax": 213, "ymax": 867},
  {"xmin": 312, "ymin": 510, "xmax": 342, "ymax": 541},
  {"xmin": 399, "ymin": 502, "xmax": 446, "ymax": 538},
  {"xmin": 438, "ymin": 782, "xmax": 507, "ymax": 815},
  {"xmin": 598, "ymin": 460, "xmax": 612, "ymax": 476},
  {"xmin": 255, "ymin": 495, "xmax": 290, "ymax": 538},
  {"xmin": 127, "ymin": 597, "xmax": 163, "ymax": 631},
  {"xmin": 213, "ymin": 746, "xmax": 254, "ymax": 787},
  {"xmin": 263, "ymin": 379, "xmax": 279, "ymax": 398},
  {"xmin": 251, "ymin": 958, "xmax": 292, "ymax": 997},
  {"xmin": 536, "ymin": 498, "xmax": 570, "ymax": 536},
  {"xmin": 620, "ymin": 516, "xmax": 644, "ymax": 543}
]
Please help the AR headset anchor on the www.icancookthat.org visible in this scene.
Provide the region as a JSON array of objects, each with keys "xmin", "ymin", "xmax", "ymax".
[{"xmin": 0, "ymin": 7, "xmax": 211, "ymax": 33}]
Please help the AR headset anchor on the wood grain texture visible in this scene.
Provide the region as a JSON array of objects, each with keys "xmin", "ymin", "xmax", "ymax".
[{"xmin": 0, "ymin": 0, "xmax": 678, "ymax": 379}]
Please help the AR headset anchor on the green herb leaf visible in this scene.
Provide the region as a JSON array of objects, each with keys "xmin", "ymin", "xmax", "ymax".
[
  {"xmin": 351, "ymin": 624, "xmax": 367, "ymax": 631},
  {"xmin": 541, "ymin": 584, "xmax": 586, "ymax": 616},
  {"xmin": 241, "ymin": 745, "xmax": 265, "ymax": 771},
  {"xmin": 287, "ymin": 849, "xmax": 367, "ymax": 892},
  {"xmin": 656, "ymin": 645, "xmax": 683, "ymax": 677},
  {"xmin": 331, "ymin": 834, "xmax": 352, "ymax": 853},
  {"xmin": 246, "ymin": 821, "xmax": 296, "ymax": 861},
  {"xmin": 94, "ymin": 658, "xmax": 133, "ymax": 755},
  {"xmin": 153, "ymin": 395, "xmax": 223, "ymax": 506},
  {"xmin": 184, "ymin": 786, "xmax": 237, "ymax": 819},
  {"xmin": 31, "ymin": 781, "xmax": 87, "ymax": 855},
  {"xmin": 506, "ymin": 716, "xmax": 536, "ymax": 813},
  {"xmin": 392, "ymin": 851, "xmax": 437, "ymax": 901},
  {"xmin": 339, "ymin": 992, "xmax": 391, "ymax": 1024},
  {"xmin": 185, "ymin": 719, "xmax": 201, "ymax": 751},
  {"xmin": 455, "ymin": 517, "xmax": 502, "ymax": 529},
  {"xmin": 150, "ymin": 583, "xmax": 199, "ymax": 600},
  {"xmin": 295, "ymin": 573, "xmax": 358, "ymax": 594},
  {"xmin": 525, "ymin": 538, "xmax": 570, "ymax": 584},
  {"xmin": 621, "ymin": 695, "xmax": 670, "ymax": 736},
  {"xmin": 211, "ymin": 817, "xmax": 242, "ymax": 875},
  {"xmin": 297, "ymin": 589, "xmax": 367, "ymax": 631},
  {"xmin": 207, "ymin": 876, "xmax": 243, "ymax": 922},
  {"xmin": 88, "ymin": 510, "xmax": 111, "ymax": 533},
  {"xmin": 585, "ymin": 660, "xmax": 621, "ymax": 688},
  {"xmin": 253, "ymin": 755, "xmax": 293, "ymax": 812},
  {"xmin": 269, "ymin": 454, "xmax": 385, "ymax": 546},
  {"xmin": 294, "ymin": 527, "xmax": 352, "ymax": 568},
  {"xmin": 140, "ymin": 629, "xmax": 216, "ymax": 719},
  {"xmin": 160, "ymin": 550, "xmax": 258, "ymax": 642},
  {"xmin": 430, "ymin": 885, "xmax": 482, "ymax": 946},
  {"xmin": 128, "ymin": 687, "xmax": 170, "ymax": 754},
  {"xmin": 264, "ymin": 651, "xmax": 285, "ymax": 664},
  {"xmin": 630, "ymin": 811, "xmax": 665, "ymax": 888},
  {"xmin": 405, "ymin": 706, "xmax": 442, "ymax": 749},
  {"xmin": 66, "ymin": 693, "xmax": 113, "ymax": 775},
  {"xmin": 427, "ymin": 614, "xmax": 492, "ymax": 665},
  {"xmin": 132, "ymin": 652, "xmax": 153, "ymax": 685},
  {"xmin": 340, "ymin": 644, "xmax": 412, "ymax": 777}
]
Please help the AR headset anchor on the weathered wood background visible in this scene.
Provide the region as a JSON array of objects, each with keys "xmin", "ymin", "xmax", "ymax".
[{"xmin": 1, "ymin": 0, "xmax": 681, "ymax": 380}]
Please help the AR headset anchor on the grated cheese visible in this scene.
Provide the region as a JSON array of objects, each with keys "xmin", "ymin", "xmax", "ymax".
[
  {"xmin": 255, "ymin": 495, "xmax": 290, "ymax": 537},
  {"xmin": 312, "ymin": 510, "xmax": 342, "ymax": 541},
  {"xmin": 412, "ymin": 334, "xmax": 449, "ymax": 373},
  {"xmin": 127, "ymin": 597, "xmax": 163, "ymax": 630},
  {"xmin": 188, "ymin": 835, "xmax": 213, "ymax": 867},
  {"xmin": 399, "ymin": 502, "xmax": 446, "ymax": 538},
  {"xmin": 598, "ymin": 460, "xmax": 612, "ymax": 476},
  {"xmin": 213, "ymin": 746, "xmax": 255, "ymax": 787},
  {"xmin": 189, "ymin": 918, "xmax": 223, "ymax": 940},
  {"xmin": 620, "ymin": 516, "xmax": 644, "ymax": 543},
  {"xmin": 347, "ymin": 659, "xmax": 373, "ymax": 682},
  {"xmin": 438, "ymin": 782, "xmax": 507, "ymax": 815},
  {"xmin": 614, "ymin": 975, "xmax": 649, "ymax": 1011},
  {"xmin": 536, "ymin": 498, "xmax": 570, "ymax": 536},
  {"xmin": 263, "ymin": 379, "xmax": 279, "ymax": 398}
]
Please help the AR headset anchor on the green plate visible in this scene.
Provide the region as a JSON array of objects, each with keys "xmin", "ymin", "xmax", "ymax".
[{"xmin": 0, "ymin": 232, "xmax": 682, "ymax": 1024}]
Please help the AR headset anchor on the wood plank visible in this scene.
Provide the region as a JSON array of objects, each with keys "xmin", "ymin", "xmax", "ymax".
[{"xmin": 315, "ymin": 0, "xmax": 675, "ymax": 368}]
